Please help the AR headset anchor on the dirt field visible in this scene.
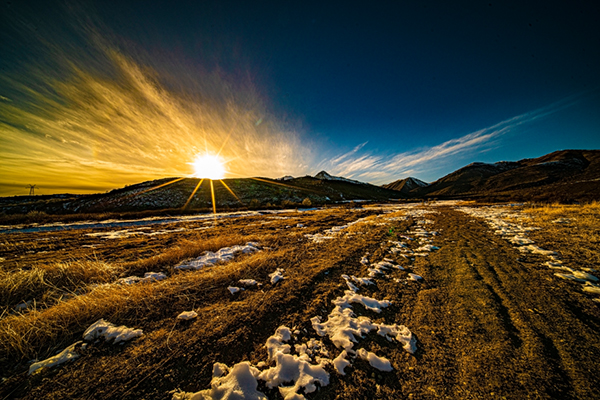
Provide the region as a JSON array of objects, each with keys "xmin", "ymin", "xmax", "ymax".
[{"xmin": 1, "ymin": 202, "xmax": 599, "ymax": 399}]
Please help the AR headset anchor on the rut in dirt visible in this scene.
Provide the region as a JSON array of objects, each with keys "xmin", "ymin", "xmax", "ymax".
[{"xmin": 405, "ymin": 206, "xmax": 600, "ymax": 399}]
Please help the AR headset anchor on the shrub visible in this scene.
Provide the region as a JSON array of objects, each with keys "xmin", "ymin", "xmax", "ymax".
[{"xmin": 249, "ymin": 199, "xmax": 261, "ymax": 209}]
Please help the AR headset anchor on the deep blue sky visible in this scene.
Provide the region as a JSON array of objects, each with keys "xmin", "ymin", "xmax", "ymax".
[
  {"xmin": 1, "ymin": 0, "xmax": 599, "ymax": 193},
  {"xmin": 95, "ymin": 0, "xmax": 600, "ymax": 180}
]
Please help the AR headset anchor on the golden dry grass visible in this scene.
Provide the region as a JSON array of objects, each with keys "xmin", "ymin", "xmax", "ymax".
[
  {"xmin": 525, "ymin": 201, "xmax": 600, "ymax": 240},
  {"xmin": 0, "ymin": 243, "xmax": 285, "ymax": 362},
  {"xmin": 0, "ymin": 232, "xmax": 268, "ymax": 318},
  {"xmin": 0, "ymin": 208, "xmax": 376, "ymax": 366}
]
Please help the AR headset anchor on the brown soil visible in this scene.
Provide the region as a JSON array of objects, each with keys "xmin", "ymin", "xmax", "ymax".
[{"xmin": 1, "ymin": 205, "xmax": 599, "ymax": 399}]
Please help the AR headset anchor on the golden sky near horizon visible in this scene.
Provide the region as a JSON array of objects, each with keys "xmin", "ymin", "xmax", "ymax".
[{"xmin": 0, "ymin": 15, "xmax": 313, "ymax": 196}]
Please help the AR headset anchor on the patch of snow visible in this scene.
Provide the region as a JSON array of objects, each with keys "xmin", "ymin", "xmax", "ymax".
[
  {"xmin": 583, "ymin": 284, "xmax": 600, "ymax": 295},
  {"xmin": 265, "ymin": 326, "xmax": 292, "ymax": 360},
  {"xmin": 177, "ymin": 311, "xmax": 198, "ymax": 320},
  {"xmin": 239, "ymin": 279, "xmax": 258, "ymax": 287},
  {"xmin": 555, "ymin": 273, "xmax": 587, "ymax": 283},
  {"xmin": 269, "ymin": 268, "xmax": 285, "ymax": 284},
  {"xmin": 175, "ymin": 243, "xmax": 260, "ymax": 270},
  {"xmin": 407, "ymin": 273, "xmax": 422, "ymax": 281},
  {"xmin": 332, "ymin": 350, "xmax": 351, "ymax": 375},
  {"xmin": 173, "ymin": 361, "xmax": 266, "ymax": 400},
  {"xmin": 311, "ymin": 307, "xmax": 374, "ymax": 350},
  {"xmin": 415, "ymin": 244, "xmax": 439, "ymax": 252},
  {"xmin": 258, "ymin": 351, "xmax": 329, "ymax": 399},
  {"xmin": 518, "ymin": 245, "xmax": 557, "ymax": 256},
  {"xmin": 14, "ymin": 300, "xmax": 32, "ymax": 311},
  {"xmin": 373, "ymin": 260, "xmax": 404, "ymax": 270},
  {"xmin": 29, "ymin": 341, "xmax": 81, "ymax": 375},
  {"xmin": 228, "ymin": 286, "xmax": 243, "ymax": 294},
  {"xmin": 83, "ymin": 319, "xmax": 143, "ymax": 343},
  {"xmin": 258, "ymin": 326, "xmax": 329, "ymax": 399},
  {"xmin": 509, "ymin": 236, "xmax": 535, "ymax": 245},
  {"xmin": 342, "ymin": 275, "xmax": 375, "ymax": 288},
  {"xmin": 118, "ymin": 272, "xmax": 167, "ymax": 285},
  {"xmin": 375, "ymin": 324, "xmax": 417, "ymax": 353},
  {"xmin": 294, "ymin": 339, "xmax": 329, "ymax": 359},
  {"xmin": 341, "ymin": 275, "xmax": 359, "ymax": 292},
  {"xmin": 356, "ymin": 348, "xmax": 392, "ymax": 372}
]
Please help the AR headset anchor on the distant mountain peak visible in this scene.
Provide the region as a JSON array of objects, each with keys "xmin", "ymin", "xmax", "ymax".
[
  {"xmin": 314, "ymin": 171, "xmax": 364, "ymax": 184},
  {"xmin": 314, "ymin": 171, "xmax": 333, "ymax": 179},
  {"xmin": 382, "ymin": 177, "xmax": 429, "ymax": 194},
  {"xmin": 406, "ymin": 177, "xmax": 429, "ymax": 188}
]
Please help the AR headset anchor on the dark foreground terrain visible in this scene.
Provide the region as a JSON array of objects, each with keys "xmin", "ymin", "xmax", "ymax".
[{"xmin": 1, "ymin": 202, "xmax": 599, "ymax": 399}]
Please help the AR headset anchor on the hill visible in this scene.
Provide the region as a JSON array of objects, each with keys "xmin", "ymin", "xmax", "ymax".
[
  {"xmin": 382, "ymin": 177, "xmax": 429, "ymax": 195},
  {"xmin": 0, "ymin": 173, "xmax": 406, "ymax": 216},
  {"xmin": 385, "ymin": 150, "xmax": 600, "ymax": 203}
]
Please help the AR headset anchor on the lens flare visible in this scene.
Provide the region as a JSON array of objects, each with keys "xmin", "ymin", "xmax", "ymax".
[{"xmin": 191, "ymin": 154, "xmax": 226, "ymax": 180}]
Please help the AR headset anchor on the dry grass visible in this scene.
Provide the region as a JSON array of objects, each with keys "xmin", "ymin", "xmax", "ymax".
[
  {"xmin": 0, "ymin": 259, "xmax": 123, "ymax": 313},
  {"xmin": 525, "ymin": 201, "xmax": 600, "ymax": 233},
  {"xmin": 0, "ymin": 246, "xmax": 286, "ymax": 363},
  {"xmin": 525, "ymin": 200, "xmax": 600, "ymax": 215},
  {"xmin": 521, "ymin": 201, "xmax": 600, "ymax": 273},
  {"xmin": 0, "ymin": 232, "xmax": 269, "ymax": 318},
  {"xmin": 0, "ymin": 208, "xmax": 375, "ymax": 370}
]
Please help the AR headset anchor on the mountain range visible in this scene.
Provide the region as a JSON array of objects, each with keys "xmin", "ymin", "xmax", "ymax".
[
  {"xmin": 1, "ymin": 149, "xmax": 599, "ymax": 216},
  {"xmin": 383, "ymin": 149, "xmax": 600, "ymax": 203}
]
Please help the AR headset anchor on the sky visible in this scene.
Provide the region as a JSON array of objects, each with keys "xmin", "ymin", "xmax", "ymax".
[{"xmin": 1, "ymin": 0, "xmax": 599, "ymax": 195}]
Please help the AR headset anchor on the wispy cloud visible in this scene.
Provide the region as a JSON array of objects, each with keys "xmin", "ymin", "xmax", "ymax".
[
  {"xmin": 0, "ymin": 6, "xmax": 314, "ymax": 195},
  {"xmin": 321, "ymin": 96, "xmax": 581, "ymax": 184},
  {"xmin": 328, "ymin": 142, "xmax": 369, "ymax": 165}
]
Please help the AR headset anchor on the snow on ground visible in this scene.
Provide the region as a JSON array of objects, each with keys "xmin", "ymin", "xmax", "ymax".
[
  {"xmin": 333, "ymin": 290, "xmax": 391, "ymax": 313},
  {"xmin": 83, "ymin": 319, "xmax": 143, "ymax": 343},
  {"xmin": 415, "ymin": 244, "xmax": 440, "ymax": 252},
  {"xmin": 367, "ymin": 259, "xmax": 404, "ymax": 277},
  {"xmin": 175, "ymin": 243, "xmax": 260, "ymax": 270},
  {"xmin": 175, "ymin": 325, "xmax": 330, "ymax": 400},
  {"xmin": 118, "ymin": 272, "xmax": 167, "ymax": 285},
  {"xmin": 177, "ymin": 311, "xmax": 198, "ymax": 320},
  {"xmin": 332, "ymin": 350, "xmax": 352, "ymax": 375},
  {"xmin": 303, "ymin": 215, "xmax": 381, "ymax": 243},
  {"xmin": 269, "ymin": 268, "xmax": 285, "ymax": 284},
  {"xmin": 228, "ymin": 286, "xmax": 243, "ymax": 294},
  {"xmin": 29, "ymin": 319, "xmax": 143, "ymax": 375},
  {"xmin": 86, "ymin": 227, "xmax": 186, "ymax": 239},
  {"xmin": 342, "ymin": 274, "xmax": 374, "ymax": 290},
  {"xmin": 172, "ymin": 208, "xmax": 430, "ymax": 399},
  {"xmin": 457, "ymin": 205, "xmax": 600, "ymax": 302},
  {"xmin": 518, "ymin": 244, "xmax": 557, "ymax": 256},
  {"xmin": 0, "ymin": 207, "xmax": 326, "ymax": 235},
  {"xmin": 173, "ymin": 361, "xmax": 267, "ymax": 400},
  {"xmin": 356, "ymin": 348, "xmax": 393, "ymax": 371},
  {"xmin": 28, "ymin": 341, "xmax": 82, "ymax": 375},
  {"xmin": 239, "ymin": 279, "xmax": 258, "ymax": 287},
  {"xmin": 311, "ymin": 265, "xmax": 416, "ymax": 354}
]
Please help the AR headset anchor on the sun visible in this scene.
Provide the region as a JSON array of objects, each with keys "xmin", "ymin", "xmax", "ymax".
[{"xmin": 191, "ymin": 154, "xmax": 226, "ymax": 179}]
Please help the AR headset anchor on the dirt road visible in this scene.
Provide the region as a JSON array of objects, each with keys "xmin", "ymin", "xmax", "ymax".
[{"xmin": 2, "ymin": 204, "xmax": 599, "ymax": 399}]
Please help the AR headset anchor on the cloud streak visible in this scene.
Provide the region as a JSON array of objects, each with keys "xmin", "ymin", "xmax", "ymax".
[
  {"xmin": 0, "ymin": 6, "xmax": 314, "ymax": 195},
  {"xmin": 321, "ymin": 96, "xmax": 581, "ymax": 184}
]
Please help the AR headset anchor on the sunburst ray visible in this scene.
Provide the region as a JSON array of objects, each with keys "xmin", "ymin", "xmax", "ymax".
[
  {"xmin": 219, "ymin": 179, "xmax": 244, "ymax": 205},
  {"xmin": 182, "ymin": 178, "xmax": 204, "ymax": 210}
]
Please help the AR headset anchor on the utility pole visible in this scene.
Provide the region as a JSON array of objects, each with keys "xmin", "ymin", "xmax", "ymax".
[{"xmin": 27, "ymin": 184, "xmax": 37, "ymax": 196}]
